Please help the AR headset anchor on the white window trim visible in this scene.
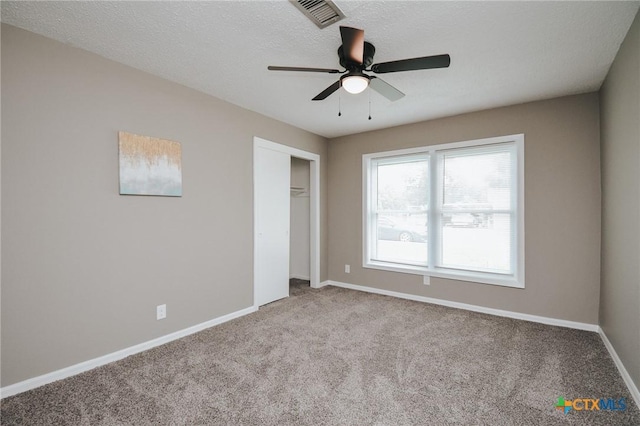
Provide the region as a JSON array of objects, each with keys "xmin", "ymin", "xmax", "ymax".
[{"xmin": 362, "ymin": 134, "xmax": 525, "ymax": 289}]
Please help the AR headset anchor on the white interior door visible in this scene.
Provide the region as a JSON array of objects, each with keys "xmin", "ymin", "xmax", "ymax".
[{"xmin": 255, "ymin": 146, "xmax": 291, "ymax": 306}]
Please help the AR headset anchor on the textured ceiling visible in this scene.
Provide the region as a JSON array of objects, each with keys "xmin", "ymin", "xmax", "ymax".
[{"xmin": 2, "ymin": 1, "xmax": 639, "ymax": 138}]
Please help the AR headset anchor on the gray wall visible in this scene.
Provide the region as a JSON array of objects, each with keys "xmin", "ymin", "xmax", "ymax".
[
  {"xmin": 328, "ymin": 93, "xmax": 601, "ymax": 324},
  {"xmin": 1, "ymin": 24, "xmax": 328, "ymax": 387},
  {"xmin": 600, "ymin": 11, "xmax": 640, "ymax": 390}
]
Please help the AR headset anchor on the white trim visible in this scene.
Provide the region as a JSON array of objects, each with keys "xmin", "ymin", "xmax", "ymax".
[
  {"xmin": 361, "ymin": 154, "xmax": 369, "ymax": 278},
  {"xmin": 516, "ymin": 136, "xmax": 525, "ymax": 289},
  {"xmin": 317, "ymin": 280, "xmax": 330, "ymax": 288},
  {"xmin": 327, "ymin": 280, "xmax": 598, "ymax": 332},
  {"xmin": 309, "ymin": 157, "xmax": 321, "ymax": 289},
  {"xmin": 0, "ymin": 305, "xmax": 257, "ymax": 399},
  {"xmin": 253, "ymin": 137, "xmax": 321, "ymax": 303},
  {"xmin": 598, "ymin": 327, "xmax": 640, "ymax": 409}
]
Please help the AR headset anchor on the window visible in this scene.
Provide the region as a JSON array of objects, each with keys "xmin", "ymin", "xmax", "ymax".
[{"xmin": 363, "ymin": 134, "xmax": 524, "ymax": 288}]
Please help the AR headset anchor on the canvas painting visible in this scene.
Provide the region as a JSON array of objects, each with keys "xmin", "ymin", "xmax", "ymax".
[{"xmin": 118, "ymin": 131, "xmax": 182, "ymax": 196}]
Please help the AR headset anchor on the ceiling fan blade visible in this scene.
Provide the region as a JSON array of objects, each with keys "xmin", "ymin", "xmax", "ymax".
[
  {"xmin": 369, "ymin": 77, "xmax": 405, "ymax": 102},
  {"xmin": 371, "ymin": 54, "xmax": 451, "ymax": 74},
  {"xmin": 268, "ymin": 66, "xmax": 341, "ymax": 74},
  {"xmin": 312, "ymin": 80, "xmax": 341, "ymax": 101},
  {"xmin": 339, "ymin": 26, "xmax": 364, "ymax": 64}
]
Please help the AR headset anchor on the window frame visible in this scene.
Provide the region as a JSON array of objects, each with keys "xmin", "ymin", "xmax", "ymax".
[{"xmin": 362, "ymin": 134, "xmax": 525, "ymax": 288}]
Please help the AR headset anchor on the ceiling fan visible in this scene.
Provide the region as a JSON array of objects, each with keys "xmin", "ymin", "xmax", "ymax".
[{"xmin": 268, "ymin": 26, "xmax": 450, "ymax": 102}]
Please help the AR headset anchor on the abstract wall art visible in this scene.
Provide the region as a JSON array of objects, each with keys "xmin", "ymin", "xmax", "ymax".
[{"xmin": 118, "ymin": 131, "xmax": 182, "ymax": 197}]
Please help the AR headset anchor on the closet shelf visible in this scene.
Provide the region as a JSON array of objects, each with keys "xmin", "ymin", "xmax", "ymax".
[{"xmin": 290, "ymin": 186, "xmax": 309, "ymax": 197}]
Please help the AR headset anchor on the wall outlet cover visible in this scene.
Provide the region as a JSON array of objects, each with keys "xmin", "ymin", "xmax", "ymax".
[{"xmin": 157, "ymin": 304, "xmax": 167, "ymax": 320}]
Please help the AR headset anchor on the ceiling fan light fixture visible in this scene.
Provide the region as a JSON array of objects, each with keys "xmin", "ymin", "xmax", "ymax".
[{"xmin": 342, "ymin": 75, "xmax": 369, "ymax": 94}]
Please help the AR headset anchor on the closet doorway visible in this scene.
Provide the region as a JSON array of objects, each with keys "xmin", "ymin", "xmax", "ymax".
[
  {"xmin": 253, "ymin": 137, "xmax": 320, "ymax": 307},
  {"xmin": 290, "ymin": 157, "xmax": 311, "ymax": 283}
]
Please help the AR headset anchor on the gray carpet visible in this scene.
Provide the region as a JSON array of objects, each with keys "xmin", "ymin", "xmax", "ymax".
[{"xmin": 2, "ymin": 279, "xmax": 638, "ymax": 425}]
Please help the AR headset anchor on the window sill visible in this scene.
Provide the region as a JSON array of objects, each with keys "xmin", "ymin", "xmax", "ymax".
[{"xmin": 364, "ymin": 261, "xmax": 524, "ymax": 289}]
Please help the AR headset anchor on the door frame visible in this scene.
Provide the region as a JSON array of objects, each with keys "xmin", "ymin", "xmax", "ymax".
[{"xmin": 253, "ymin": 137, "xmax": 321, "ymax": 309}]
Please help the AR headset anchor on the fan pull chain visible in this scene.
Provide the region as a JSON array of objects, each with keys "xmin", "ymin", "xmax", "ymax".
[
  {"xmin": 368, "ymin": 89, "xmax": 372, "ymax": 120},
  {"xmin": 338, "ymin": 92, "xmax": 342, "ymax": 117}
]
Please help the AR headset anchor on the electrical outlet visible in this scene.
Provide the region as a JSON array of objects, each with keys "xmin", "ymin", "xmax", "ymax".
[
  {"xmin": 423, "ymin": 275, "xmax": 430, "ymax": 286},
  {"xmin": 345, "ymin": 264, "xmax": 350, "ymax": 273},
  {"xmin": 156, "ymin": 304, "xmax": 166, "ymax": 320}
]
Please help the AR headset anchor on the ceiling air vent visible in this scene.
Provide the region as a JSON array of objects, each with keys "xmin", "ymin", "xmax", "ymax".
[{"xmin": 290, "ymin": 0, "xmax": 345, "ymax": 29}]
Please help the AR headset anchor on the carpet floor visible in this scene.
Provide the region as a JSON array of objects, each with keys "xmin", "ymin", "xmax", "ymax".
[{"xmin": 1, "ymin": 280, "xmax": 638, "ymax": 425}]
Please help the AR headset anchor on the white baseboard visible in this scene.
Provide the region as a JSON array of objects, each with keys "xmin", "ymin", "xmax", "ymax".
[
  {"xmin": 326, "ymin": 280, "xmax": 599, "ymax": 332},
  {"xmin": 598, "ymin": 327, "xmax": 640, "ymax": 409},
  {"xmin": 289, "ymin": 274, "xmax": 311, "ymax": 281},
  {"xmin": 317, "ymin": 280, "xmax": 330, "ymax": 288},
  {"xmin": 0, "ymin": 305, "xmax": 258, "ymax": 399}
]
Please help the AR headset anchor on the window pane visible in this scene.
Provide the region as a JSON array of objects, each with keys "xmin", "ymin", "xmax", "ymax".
[
  {"xmin": 376, "ymin": 158, "xmax": 429, "ymax": 212},
  {"xmin": 441, "ymin": 213, "xmax": 512, "ymax": 273},
  {"xmin": 373, "ymin": 158, "xmax": 428, "ymax": 266},
  {"xmin": 442, "ymin": 150, "xmax": 512, "ymax": 210},
  {"xmin": 439, "ymin": 147, "xmax": 514, "ymax": 274}
]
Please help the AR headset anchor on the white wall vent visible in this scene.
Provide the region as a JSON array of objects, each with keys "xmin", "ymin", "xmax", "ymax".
[{"xmin": 290, "ymin": 0, "xmax": 345, "ymax": 29}]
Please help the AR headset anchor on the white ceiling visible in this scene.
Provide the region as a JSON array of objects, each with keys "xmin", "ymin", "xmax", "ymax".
[{"xmin": 2, "ymin": 1, "xmax": 639, "ymax": 138}]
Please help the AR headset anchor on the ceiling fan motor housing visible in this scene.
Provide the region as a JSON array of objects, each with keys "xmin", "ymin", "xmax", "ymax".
[{"xmin": 338, "ymin": 41, "xmax": 375, "ymax": 70}]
